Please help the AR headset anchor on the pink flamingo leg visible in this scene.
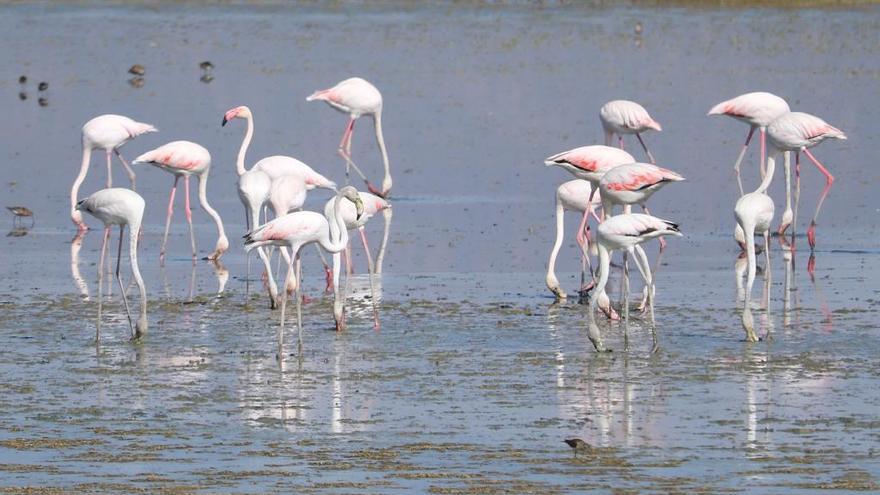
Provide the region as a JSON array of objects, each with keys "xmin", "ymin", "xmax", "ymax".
[
  {"xmin": 338, "ymin": 118, "xmax": 375, "ymax": 193},
  {"xmin": 803, "ymin": 148, "xmax": 834, "ymax": 250},
  {"xmin": 160, "ymin": 176, "xmax": 179, "ymax": 264},
  {"xmin": 574, "ymin": 208, "xmax": 595, "ymax": 292},
  {"xmin": 617, "ymin": 135, "xmax": 625, "ymax": 150},
  {"xmin": 105, "ymin": 150, "xmax": 113, "ymax": 188},
  {"xmin": 635, "ymin": 133, "xmax": 656, "ymax": 164},
  {"xmin": 184, "ymin": 176, "xmax": 197, "ymax": 261},
  {"xmin": 731, "ymin": 126, "xmax": 756, "ymax": 197},
  {"xmin": 115, "ymin": 150, "xmax": 137, "ymax": 191}
]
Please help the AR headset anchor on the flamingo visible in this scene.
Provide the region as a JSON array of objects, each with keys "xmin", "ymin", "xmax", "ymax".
[
  {"xmin": 244, "ymin": 186, "xmax": 364, "ymax": 353},
  {"xmin": 307, "ymin": 77, "xmax": 391, "ymax": 197},
  {"xmin": 132, "ymin": 141, "xmax": 228, "ymax": 262},
  {"xmin": 587, "ymin": 214, "xmax": 681, "ymax": 353},
  {"xmin": 766, "ymin": 111, "xmax": 846, "ymax": 249},
  {"xmin": 324, "ymin": 191, "xmax": 390, "ymax": 330},
  {"xmin": 598, "ymin": 162, "xmax": 685, "ymax": 315},
  {"xmin": 599, "ymin": 100, "xmax": 662, "ymax": 164},
  {"xmin": 70, "ymin": 114, "xmax": 157, "ymax": 231},
  {"xmin": 707, "ymin": 92, "xmax": 790, "ymax": 196},
  {"xmin": 545, "ymin": 179, "xmax": 617, "ymax": 318},
  {"xmin": 735, "ymin": 150, "xmax": 776, "ymax": 342},
  {"xmin": 75, "ymin": 188, "xmax": 147, "ymax": 341}
]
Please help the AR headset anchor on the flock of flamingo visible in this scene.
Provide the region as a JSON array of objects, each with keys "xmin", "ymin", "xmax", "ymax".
[{"xmin": 69, "ymin": 80, "xmax": 845, "ymax": 354}]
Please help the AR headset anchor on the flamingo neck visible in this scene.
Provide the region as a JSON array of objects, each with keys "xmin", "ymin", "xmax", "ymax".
[
  {"xmin": 236, "ymin": 115, "xmax": 254, "ymax": 176},
  {"xmin": 546, "ymin": 200, "xmax": 565, "ymax": 289},
  {"xmin": 128, "ymin": 220, "xmax": 148, "ymax": 337},
  {"xmin": 756, "ymin": 151, "xmax": 777, "ymax": 194},
  {"xmin": 374, "ymin": 111, "xmax": 391, "ymax": 191},
  {"xmin": 197, "ymin": 173, "xmax": 228, "ymax": 245},
  {"xmin": 71, "ymin": 145, "xmax": 93, "ymax": 221},
  {"xmin": 324, "ymin": 194, "xmax": 350, "ymax": 253}
]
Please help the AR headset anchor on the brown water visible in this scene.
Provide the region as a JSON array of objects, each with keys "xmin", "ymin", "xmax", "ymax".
[{"xmin": 1, "ymin": 2, "xmax": 879, "ymax": 493}]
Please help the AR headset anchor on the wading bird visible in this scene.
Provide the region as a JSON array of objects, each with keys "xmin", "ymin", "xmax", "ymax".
[
  {"xmin": 244, "ymin": 186, "xmax": 364, "ymax": 353},
  {"xmin": 766, "ymin": 111, "xmax": 846, "ymax": 248},
  {"xmin": 133, "ymin": 141, "xmax": 228, "ymax": 262},
  {"xmin": 735, "ymin": 151, "xmax": 776, "ymax": 343},
  {"xmin": 324, "ymin": 191, "xmax": 390, "ymax": 330},
  {"xmin": 707, "ymin": 92, "xmax": 790, "ymax": 196},
  {"xmin": 599, "ymin": 100, "xmax": 661, "ymax": 164},
  {"xmin": 307, "ymin": 77, "xmax": 391, "ymax": 197},
  {"xmin": 587, "ymin": 214, "xmax": 681, "ymax": 353},
  {"xmin": 75, "ymin": 188, "xmax": 147, "ymax": 340},
  {"xmin": 70, "ymin": 114, "xmax": 157, "ymax": 231}
]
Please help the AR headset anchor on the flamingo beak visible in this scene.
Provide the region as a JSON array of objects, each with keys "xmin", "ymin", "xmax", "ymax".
[
  {"xmin": 221, "ymin": 116, "xmax": 229, "ymax": 127},
  {"xmin": 354, "ymin": 197, "xmax": 364, "ymax": 221}
]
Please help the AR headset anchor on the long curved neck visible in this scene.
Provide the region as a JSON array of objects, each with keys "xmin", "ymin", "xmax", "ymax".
[
  {"xmin": 756, "ymin": 150, "xmax": 778, "ymax": 194},
  {"xmin": 197, "ymin": 173, "xmax": 227, "ymax": 240},
  {"xmin": 71, "ymin": 145, "xmax": 92, "ymax": 218},
  {"xmin": 322, "ymin": 194, "xmax": 350, "ymax": 253},
  {"xmin": 236, "ymin": 115, "xmax": 254, "ymax": 176},
  {"xmin": 129, "ymin": 220, "xmax": 147, "ymax": 337},
  {"xmin": 374, "ymin": 111, "xmax": 391, "ymax": 190},
  {"xmin": 547, "ymin": 199, "xmax": 565, "ymax": 283}
]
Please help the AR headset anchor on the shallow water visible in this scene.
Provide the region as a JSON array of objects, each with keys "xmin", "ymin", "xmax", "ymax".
[{"xmin": 2, "ymin": 2, "xmax": 880, "ymax": 493}]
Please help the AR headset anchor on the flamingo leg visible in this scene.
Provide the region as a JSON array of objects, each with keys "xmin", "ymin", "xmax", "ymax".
[
  {"xmin": 731, "ymin": 126, "xmax": 756, "ymax": 197},
  {"xmin": 278, "ymin": 254, "xmax": 295, "ymax": 356},
  {"xmin": 314, "ymin": 244, "xmax": 333, "ymax": 293},
  {"xmin": 793, "ymin": 152, "xmax": 801, "ymax": 248},
  {"xmin": 114, "ymin": 225, "xmax": 135, "ymax": 338},
  {"xmin": 96, "ymin": 226, "xmax": 111, "ymax": 342},
  {"xmin": 778, "ymin": 151, "xmax": 793, "ymax": 236},
  {"xmin": 359, "ymin": 227, "xmax": 381, "ymax": 330},
  {"xmin": 635, "ymin": 133, "xmax": 656, "ymax": 164},
  {"xmin": 160, "ymin": 176, "xmax": 179, "ymax": 265},
  {"xmin": 295, "ymin": 254, "xmax": 304, "ymax": 352},
  {"xmin": 621, "ymin": 250, "xmax": 630, "ymax": 351},
  {"xmin": 183, "ymin": 176, "xmax": 197, "ymax": 261},
  {"xmin": 105, "ymin": 150, "xmax": 113, "ymax": 188},
  {"xmin": 338, "ymin": 118, "xmax": 372, "ymax": 189},
  {"xmin": 574, "ymin": 208, "xmax": 594, "ymax": 293},
  {"xmin": 115, "ymin": 150, "xmax": 136, "ymax": 191},
  {"xmin": 803, "ymin": 148, "xmax": 835, "ymax": 250},
  {"xmin": 617, "ymin": 135, "xmax": 625, "ymax": 150}
]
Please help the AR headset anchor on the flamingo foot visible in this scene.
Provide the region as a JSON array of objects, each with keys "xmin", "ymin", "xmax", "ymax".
[
  {"xmin": 77, "ymin": 222, "xmax": 89, "ymax": 234},
  {"xmin": 807, "ymin": 221, "xmax": 817, "ymax": 250}
]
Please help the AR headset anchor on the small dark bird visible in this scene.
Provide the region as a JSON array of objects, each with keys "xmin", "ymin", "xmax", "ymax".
[
  {"xmin": 7, "ymin": 206, "xmax": 35, "ymax": 227},
  {"xmin": 128, "ymin": 76, "xmax": 145, "ymax": 88},
  {"xmin": 564, "ymin": 438, "xmax": 591, "ymax": 456},
  {"xmin": 18, "ymin": 75, "xmax": 27, "ymax": 84},
  {"xmin": 199, "ymin": 61, "xmax": 214, "ymax": 72},
  {"xmin": 38, "ymin": 82, "xmax": 48, "ymax": 91},
  {"xmin": 19, "ymin": 92, "xmax": 27, "ymax": 101},
  {"xmin": 129, "ymin": 64, "xmax": 146, "ymax": 76},
  {"xmin": 38, "ymin": 97, "xmax": 48, "ymax": 107}
]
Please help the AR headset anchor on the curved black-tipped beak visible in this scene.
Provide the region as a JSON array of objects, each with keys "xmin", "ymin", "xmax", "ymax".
[{"xmin": 221, "ymin": 117, "xmax": 228, "ymax": 127}]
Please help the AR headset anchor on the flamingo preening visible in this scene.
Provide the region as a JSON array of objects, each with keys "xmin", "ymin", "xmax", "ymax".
[{"xmin": 70, "ymin": 114, "xmax": 157, "ymax": 231}]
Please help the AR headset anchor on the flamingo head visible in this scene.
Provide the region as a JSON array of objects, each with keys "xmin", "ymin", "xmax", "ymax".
[
  {"xmin": 221, "ymin": 106, "xmax": 252, "ymax": 126},
  {"xmin": 339, "ymin": 186, "xmax": 364, "ymax": 220},
  {"xmin": 207, "ymin": 235, "xmax": 229, "ymax": 261}
]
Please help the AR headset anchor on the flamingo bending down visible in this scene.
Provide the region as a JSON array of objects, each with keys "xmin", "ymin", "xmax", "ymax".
[
  {"xmin": 307, "ymin": 77, "xmax": 391, "ymax": 197},
  {"xmin": 324, "ymin": 191, "xmax": 390, "ymax": 330},
  {"xmin": 766, "ymin": 111, "xmax": 846, "ymax": 248},
  {"xmin": 545, "ymin": 179, "xmax": 617, "ymax": 318},
  {"xmin": 735, "ymin": 150, "xmax": 776, "ymax": 342},
  {"xmin": 599, "ymin": 100, "xmax": 662, "ymax": 164},
  {"xmin": 587, "ymin": 214, "xmax": 682, "ymax": 353},
  {"xmin": 70, "ymin": 114, "xmax": 157, "ymax": 231},
  {"xmin": 133, "ymin": 141, "xmax": 228, "ymax": 262},
  {"xmin": 245, "ymin": 186, "xmax": 363, "ymax": 352},
  {"xmin": 75, "ymin": 188, "xmax": 147, "ymax": 340},
  {"xmin": 707, "ymin": 92, "xmax": 790, "ymax": 196}
]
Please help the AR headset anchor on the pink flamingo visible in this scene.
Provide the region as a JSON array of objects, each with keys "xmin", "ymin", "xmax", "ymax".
[
  {"xmin": 735, "ymin": 151, "xmax": 776, "ymax": 342},
  {"xmin": 599, "ymin": 100, "xmax": 662, "ymax": 164},
  {"xmin": 75, "ymin": 188, "xmax": 147, "ymax": 340},
  {"xmin": 707, "ymin": 92, "xmax": 790, "ymax": 196},
  {"xmin": 324, "ymin": 191, "xmax": 389, "ymax": 330},
  {"xmin": 133, "ymin": 141, "xmax": 228, "ymax": 262},
  {"xmin": 307, "ymin": 77, "xmax": 391, "ymax": 197},
  {"xmin": 545, "ymin": 179, "xmax": 617, "ymax": 318},
  {"xmin": 766, "ymin": 111, "xmax": 846, "ymax": 248},
  {"xmin": 71, "ymin": 114, "xmax": 157, "ymax": 231},
  {"xmin": 244, "ymin": 186, "xmax": 363, "ymax": 352},
  {"xmin": 587, "ymin": 214, "xmax": 681, "ymax": 353}
]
